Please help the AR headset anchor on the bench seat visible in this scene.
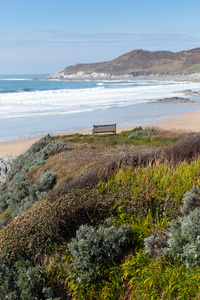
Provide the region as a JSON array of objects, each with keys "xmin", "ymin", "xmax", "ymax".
[{"xmin": 92, "ymin": 124, "xmax": 116, "ymax": 136}]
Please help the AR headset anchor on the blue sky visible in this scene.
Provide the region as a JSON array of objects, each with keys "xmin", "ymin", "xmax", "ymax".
[{"xmin": 1, "ymin": 0, "xmax": 200, "ymax": 74}]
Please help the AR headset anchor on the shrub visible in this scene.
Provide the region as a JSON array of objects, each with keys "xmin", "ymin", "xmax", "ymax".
[
  {"xmin": 68, "ymin": 224, "xmax": 131, "ymax": 285},
  {"xmin": 28, "ymin": 134, "xmax": 52, "ymax": 154},
  {"xmin": 144, "ymin": 229, "xmax": 169, "ymax": 258},
  {"xmin": 0, "ymin": 258, "xmax": 58, "ymax": 299},
  {"xmin": 166, "ymin": 208, "xmax": 200, "ymax": 268},
  {"xmin": 38, "ymin": 171, "xmax": 57, "ymax": 191},
  {"xmin": 8, "ymin": 135, "xmax": 67, "ymax": 181},
  {"xmin": 0, "ymin": 135, "xmax": 67, "ymax": 224},
  {"xmin": 144, "ymin": 187, "xmax": 200, "ymax": 261},
  {"xmin": 128, "ymin": 127, "xmax": 154, "ymax": 139},
  {"xmin": 180, "ymin": 185, "xmax": 200, "ymax": 216}
]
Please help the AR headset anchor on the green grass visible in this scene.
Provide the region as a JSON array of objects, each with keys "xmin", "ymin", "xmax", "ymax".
[
  {"xmin": 122, "ymin": 252, "xmax": 200, "ymax": 300},
  {"xmin": 56, "ymin": 128, "xmax": 180, "ymax": 148},
  {"xmin": 98, "ymin": 159, "xmax": 200, "ymax": 222}
]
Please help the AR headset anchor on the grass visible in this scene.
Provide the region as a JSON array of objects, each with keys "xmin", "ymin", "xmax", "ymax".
[
  {"xmin": 97, "ymin": 158, "xmax": 200, "ymax": 223},
  {"xmin": 122, "ymin": 252, "xmax": 200, "ymax": 300},
  {"xmin": 184, "ymin": 64, "xmax": 200, "ymax": 73},
  {"xmin": 55, "ymin": 126, "xmax": 181, "ymax": 148}
]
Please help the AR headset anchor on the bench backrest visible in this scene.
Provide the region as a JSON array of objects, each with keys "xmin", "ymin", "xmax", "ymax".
[{"xmin": 93, "ymin": 123, "xmax": 116, "ymax": 135}]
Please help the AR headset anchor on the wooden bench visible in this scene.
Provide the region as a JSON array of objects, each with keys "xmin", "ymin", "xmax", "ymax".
[{"xmin": 92, "ymin": 123, "xmax": 116, "ymax": 136}]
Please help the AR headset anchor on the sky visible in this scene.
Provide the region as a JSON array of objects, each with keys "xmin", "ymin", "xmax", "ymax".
[{"xmin": 1, "ymin": 0, "xmax": 200, "ymax": 74}]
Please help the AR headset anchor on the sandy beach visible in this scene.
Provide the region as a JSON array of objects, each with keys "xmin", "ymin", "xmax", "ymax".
[
  {"xmin": 151, "ymin": 109, "xmax": 200, "ymax": 132},
  {"xmin": 0, "ymin": 109, "xmax": 200, "ymax": 158}
]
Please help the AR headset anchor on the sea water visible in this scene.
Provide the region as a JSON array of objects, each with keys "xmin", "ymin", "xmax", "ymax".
[{"xmin": 0, "ymin": 74, "xmax": 200, "ymax": 142}]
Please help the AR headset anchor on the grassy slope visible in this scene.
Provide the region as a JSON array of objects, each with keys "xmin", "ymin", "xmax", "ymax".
[{"xmin": 1, "ymin": 129, "xmax": 200, "ymax": 299}]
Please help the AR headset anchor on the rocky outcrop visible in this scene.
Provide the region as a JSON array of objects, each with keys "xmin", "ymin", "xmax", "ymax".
[
  {"xmin": 46, "ymin": 72, "xmax": 200, "ymax": 82},
  {"xmin": 150, "ymin": 97, "xmax": 195, "ymax": 103},
  {"xmin": 180, "ymin": 89, "xmax": 200, "ymax": 96},
  {"xmin": 0, "ymin": 155, "xmax": 16, "ymax": 185}
]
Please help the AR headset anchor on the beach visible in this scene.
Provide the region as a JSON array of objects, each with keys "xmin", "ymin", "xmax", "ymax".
[
  {"xmin": 0, "ymin": 109, "xmax": 200, "ymax": 158},
  {"xmin": 1, "ymin": 76, "xmax": 200, "ymax": 143},
  {"xmin": 1, "ymin": 75, "xmax": 200, "ymax": 157}
]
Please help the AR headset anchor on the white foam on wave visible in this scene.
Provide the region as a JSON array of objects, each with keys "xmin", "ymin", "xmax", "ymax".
[
  {"xmin": 0, "ymin": 78, "xmax": 33, "ymax": 81},
  {"xmin": 0, "ymin": 81, "xmax": 200, "ymax": 119}
]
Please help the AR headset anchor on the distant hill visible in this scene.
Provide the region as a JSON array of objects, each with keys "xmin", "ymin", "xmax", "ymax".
[{"xmin": 46, "ymin": 48, "xmax": 200, "ymax": 81}]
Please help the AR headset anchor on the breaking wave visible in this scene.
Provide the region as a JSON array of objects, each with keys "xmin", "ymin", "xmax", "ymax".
[{"xmin": 0, "ymin": 79, "xmax": 200, "ymax": 120}]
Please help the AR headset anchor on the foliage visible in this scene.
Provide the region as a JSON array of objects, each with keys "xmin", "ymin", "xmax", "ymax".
[
  {"xmin": 68, "ymin": 224, "xmax": 131, "ymax": 285},
  {"xmin": 144, "ymin": 229, "xmax": 169, "ymax": 258},
  {"xmin": 0, "ymin": 258, "xmax": 58, "ymax": 299},
  {"xmin": 180, "ymin": 185, "xmax": 200, "ymax": 216},
  {"xmin": 1, "ymin": 130, "xmax": 200, "ymax": 298},
  {"xmin": 98, "ymin": 159, "xmax": 200, "ymax": 221},
  {"xmin": 144, "ymin": 186, "xmax": 200, "ymax": 261},
  {"xmin": 68, "ymin": 247, "xmax": 200, "ymax": 299},
  {"xmin": 166, "ymin": 208, "xmax": 200, "ymax": 268},
  {"xmin": 122, "ymin": 251, "xmax": 200, "ymax": 300},
  {"xmin": 0, "ymin": 135, "xmax": 67, "ymax": 224},
  {"xmin": 38, "ymin": 171, "xmax": 57, "ymax": 191},
  {"xmin": 128, "ymin": 127, "xmax": 154, "ymax": 139},
  {"xmin": 44, "ymin": 250, "xmax": 71, "ymax": 299},
  {"xmin": 0, "ymin": 187, "xmax": 113, "ymax": 263}
]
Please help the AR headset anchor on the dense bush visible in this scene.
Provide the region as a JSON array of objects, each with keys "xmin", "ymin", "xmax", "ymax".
[
  {"xmin": 144, "ymin": 187, "xmax": 200, "ymax": 263},
  {"xmin": 128, "ymin": 127, "xmax": 154, "ymax": 139},
  {"xmin": 0, "ymin": 135, "xmax": 67, "ymax": 224},
  {"xmin": 0, "ymin": 187, "xmax": 113, "ymax": 263},
  {"xmin": 144, "ymin": 229, "xmax": 169, "ymax": 258},
  {"xmin": 180, "ymin": 185, "xmax": 200, "ymax": 216},
  {"xmin": 166, "ymin": 208, "xmax": 200, "ymax": 268},
  {"xmin": 8, "ymin": 135, "xmax": 67, "ymax": 181},
  {"xmin": 0, "ymin": 258, "xmax": 58, "ymax": 299},
  {"xmin": 38, "ymin": 171, "xmax": 57, "ymax": 191},
  {"xmin": 68, "ymin": 224, "xmax": 131, "ymax": 285}
]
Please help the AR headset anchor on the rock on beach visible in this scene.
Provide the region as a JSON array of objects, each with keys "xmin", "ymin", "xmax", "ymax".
[{"xmin": 149, "ymin": 97, "xmax": 195, "ymax": 103}]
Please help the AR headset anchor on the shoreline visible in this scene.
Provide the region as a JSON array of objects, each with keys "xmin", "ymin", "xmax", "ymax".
[{"xmin": 1, "ymin": 109, "xmax": 200, "ymax": 157}]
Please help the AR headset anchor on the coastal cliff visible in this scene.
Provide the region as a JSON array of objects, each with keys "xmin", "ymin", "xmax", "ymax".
[{"xmin": 46, "ymin": 48, "xmax": 200, "ymax": 81}]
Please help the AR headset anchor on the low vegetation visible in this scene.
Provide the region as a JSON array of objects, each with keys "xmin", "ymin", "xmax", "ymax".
[
  {"xmin": 57, "ymin": 126, "xmax": 180, "ymax": 147},
  {"xmin": 0, "ymin": 135, "xmax": 67, "ymax": 227},
  {"xmin": 0, "ymin": 259, "xmax": 58, "ymax": 299},
  {"xmin": 128, "ymin": 127, "xmax": 154, "ymax": 139},
  {"xmin": 68, "ymin": 224, "xmax": 131, "ymax": 285},
  {"xmin": 1, "ymin": 129, "xmax": 200, "ymax": 298}
]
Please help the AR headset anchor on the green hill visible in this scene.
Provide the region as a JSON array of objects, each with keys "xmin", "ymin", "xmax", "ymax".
[{"xmin": 47, "ymin": 48, "xmax": 200, "ymax": 80}]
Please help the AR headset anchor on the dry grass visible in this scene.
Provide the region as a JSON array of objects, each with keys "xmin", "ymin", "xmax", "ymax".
[
  {"xmin": 27, "ymin": 131, "xmax": 200, "ymax": 192},
  {"xmin": 26, "ymin": 141, "xmax": 152, "ymax": 189},
  {"xmin": 150, "ymin": 126, "xmax": 193, "ymax": 138}
]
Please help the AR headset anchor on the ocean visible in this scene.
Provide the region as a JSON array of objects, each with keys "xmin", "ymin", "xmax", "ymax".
[{"xmin": 0, "ymin": 74, "xmax": 200, "ymax": 142}]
